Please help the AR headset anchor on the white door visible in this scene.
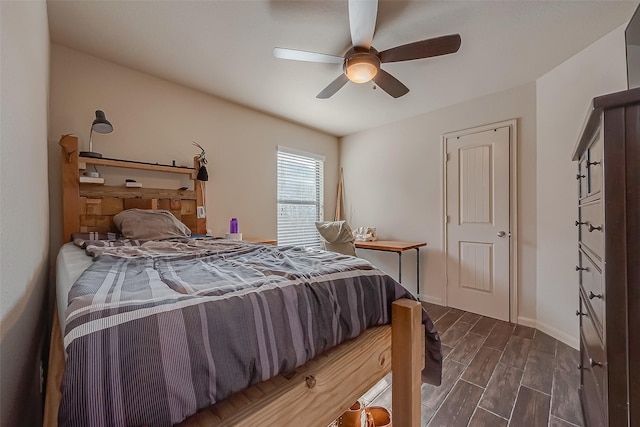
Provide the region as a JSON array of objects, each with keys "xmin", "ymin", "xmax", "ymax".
[{"xmin": 446, "ymin": 126, "xmax": 510, "ymax": 321}]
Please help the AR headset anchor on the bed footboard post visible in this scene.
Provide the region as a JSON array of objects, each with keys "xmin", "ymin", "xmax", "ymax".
[{"xmin": 392, "ymin": 299, "xmax": 422, "ymax": 427}]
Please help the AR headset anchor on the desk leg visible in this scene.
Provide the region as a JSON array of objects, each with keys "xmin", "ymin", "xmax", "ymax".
[
  {"xmin": 398, "ymin": 251, "xmax": 402, "ymax": 283},
  {"xmin": 416, "ymin": 248, "xmax": 420, "ymax": 296}
]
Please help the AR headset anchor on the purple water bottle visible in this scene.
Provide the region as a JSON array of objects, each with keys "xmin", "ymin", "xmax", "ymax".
[{"xmin": 230, "ymin": 218, "xmax": 238, "ymax": 234}]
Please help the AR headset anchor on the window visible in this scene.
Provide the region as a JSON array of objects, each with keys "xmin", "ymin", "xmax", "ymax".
[{"xmin": 277, "ymin": 147, "xmax": 324, "ymax": 248}]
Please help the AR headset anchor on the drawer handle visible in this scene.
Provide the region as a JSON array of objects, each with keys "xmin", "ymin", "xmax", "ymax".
[
  {"xmin": 587, "ymin": 160, "xmax": 601, "ymax": 168},
  {"xmin": 589, "ymin": 358, "xmax": 603, "ymax": 368},
  {"xmin": 576, "ymin": 266, "xmax": 588, "ymax": 272},
  {"xmin": 575, "ymin": 220, "xmax": 586, "ymax": 226},
  {"xmin": 588, "ymin": 291, "xmax": 603, "ymax": 300},
  {"xmin": 588, "ymin": 224, "xmax": 602, "ymax": 232},
  {"xmin": 578, "ymin": 364, "xmax": 584, "ymax": 370},
  {"xmin": 576, "ymin": 173, "xmax": 585, "ymax": 180},
  {"xmin": 576, "ymin": 310, "xmax": 588, "ymax": 317}
]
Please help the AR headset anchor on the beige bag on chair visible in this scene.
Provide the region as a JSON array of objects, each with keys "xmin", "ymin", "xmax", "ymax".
[{"xmin": 315, "ymin": 221, "xmax": 357, "ymax": 257}]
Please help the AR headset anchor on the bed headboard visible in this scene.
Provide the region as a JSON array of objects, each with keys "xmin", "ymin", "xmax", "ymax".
[{"xmin": 59, "ymin": 134, "xmax": 207, "ymax": 242}]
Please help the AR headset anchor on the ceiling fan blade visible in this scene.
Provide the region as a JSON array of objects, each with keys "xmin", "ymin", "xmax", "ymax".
[
  {"xmin": 316, "ymin": 74, "xmax": 349, "ymax": 99},
  {"xmin": 374, "ymin": 69, "xmax": 409, "ymax": 98},
  {"xmin": 349, "ymin": 0, "xmax": 378, "ymax": 49},
  {"xmin": 379, "ymin": 34, "xmax": 461, "ymax": 63},
  {"xmin": 273, "ymin": 47, "xmax": 344, "ymax": 64}
]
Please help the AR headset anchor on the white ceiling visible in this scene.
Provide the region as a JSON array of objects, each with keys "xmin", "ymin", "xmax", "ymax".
[{"xmin": 47, "ymin": 1, "xmax": 639, "ymax": 137}]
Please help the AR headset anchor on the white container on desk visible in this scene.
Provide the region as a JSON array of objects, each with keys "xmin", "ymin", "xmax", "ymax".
[{"xmin": 225, "ymin": 233, "xmax": 243, "ymax": 241}]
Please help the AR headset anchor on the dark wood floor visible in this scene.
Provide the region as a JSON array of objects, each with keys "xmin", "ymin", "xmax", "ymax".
[{"xmin": 358, "ymin": 303, "xmax": 584, "ymax": 427}]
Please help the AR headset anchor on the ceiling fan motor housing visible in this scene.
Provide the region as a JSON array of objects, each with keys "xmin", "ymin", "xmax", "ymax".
[{"xmin": 344, "ymin": 48, "xmax": 381, "ymax": 83}]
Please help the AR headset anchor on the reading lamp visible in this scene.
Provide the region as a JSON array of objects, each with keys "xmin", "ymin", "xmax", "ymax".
[{"xmin": 80, "ymin": 110, "xmax": 113, "ymax": 159}]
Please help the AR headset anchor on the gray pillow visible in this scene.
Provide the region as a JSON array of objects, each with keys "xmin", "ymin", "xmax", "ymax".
[
  {"xmin": 114, "ymin": 209, "xmax": 191, "ymax": 240},
  {"xmin": 315, "ymin": 220, "xmax": 356, "ymax": 257}
]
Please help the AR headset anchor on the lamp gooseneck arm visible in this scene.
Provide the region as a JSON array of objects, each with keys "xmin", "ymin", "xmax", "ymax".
[{"xmin": 88, "ymin": 127, "xmax": 94, "ymax": 153}]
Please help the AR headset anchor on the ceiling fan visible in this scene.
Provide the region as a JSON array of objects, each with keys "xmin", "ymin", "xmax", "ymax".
[{"xmin": 273, "ymin": 0, "xmax": 461, "ymax": 99}]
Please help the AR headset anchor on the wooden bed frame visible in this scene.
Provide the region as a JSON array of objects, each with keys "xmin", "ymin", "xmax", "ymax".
[{"xmin": 43, "ymin": 135, "xmax": 424, "ymax": 427}]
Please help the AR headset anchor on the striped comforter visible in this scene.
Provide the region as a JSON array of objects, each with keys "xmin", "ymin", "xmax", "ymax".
[{"xmin": 59, "ymin": 238, "xmax": 441, "ymax": 426}]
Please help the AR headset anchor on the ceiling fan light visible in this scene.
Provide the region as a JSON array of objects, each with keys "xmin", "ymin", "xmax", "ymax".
[
  {"xmin": 344, "ymin": 54, "xmax": 380, "ymax": 84},
  {"xmin": 346, "ymin": 62, "xmax": 378, "ymax": 83}
]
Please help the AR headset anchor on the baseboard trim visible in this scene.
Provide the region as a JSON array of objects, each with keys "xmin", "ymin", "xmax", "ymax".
[
  {"xmin": 419, "ymin": 295, "xmax": 443, "ymax": 305},
  {"xmin": 517, "ymin": 316, "xmax": 579, "ymax": 350},
  {"xmin": 516, "ymin": 316, "xmax": 537, "ymax": 329}
]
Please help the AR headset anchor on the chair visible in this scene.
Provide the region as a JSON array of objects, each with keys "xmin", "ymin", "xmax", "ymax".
[{"xmin": 315, "ymin": 220, "xmax": 357, "ymax": 256}]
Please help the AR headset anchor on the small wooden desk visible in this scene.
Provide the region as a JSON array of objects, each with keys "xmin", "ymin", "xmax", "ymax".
[{"xmin": 354, "ymin": 240, "xmax": 427, "ymax": 294}]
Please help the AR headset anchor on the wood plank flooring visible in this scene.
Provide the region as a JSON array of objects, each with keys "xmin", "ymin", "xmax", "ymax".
[{"xmin": 355, "ymin": 303, "xmax": 584, "ymax": 427}]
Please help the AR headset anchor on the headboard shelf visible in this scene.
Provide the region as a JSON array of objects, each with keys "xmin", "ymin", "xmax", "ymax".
[
  {"xmin": 60, "ymin": 134, "xmax": 206, "ymax": 240},
  {"xmin": 80, "ymin": 185, "xmax": 196, "ymax": 200},
  {"xmin": 79, "ymin": 156, "xmax": 196, "ymax": 176}
]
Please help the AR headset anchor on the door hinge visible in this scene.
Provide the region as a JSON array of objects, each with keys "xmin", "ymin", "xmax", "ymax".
[
  {"xmin": 446, "ymin": 215, "xmax": 450, "ymax": 224},
  {"xmin": 446, "ymin": 153, "xmax": 451, "ymax": 161}
]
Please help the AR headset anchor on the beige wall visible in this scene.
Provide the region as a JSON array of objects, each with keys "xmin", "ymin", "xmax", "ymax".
[
  {"xmin": 341, "ymin": 23, "xmax": 629, "ymax": 349},
  {"xmin": 0, "ymin": 1, "xmax": 50, "ymax": 425},
  {"xmin": 340, "ymin": 82, "xmax": 537, "ymax": 322},
  {"xmin": 535, "ymin": 24, "xmax": 628, "ymax": 347},
  {"xmin": 49, "ymin": 44, "xmax": 339, "ymax": 253}
]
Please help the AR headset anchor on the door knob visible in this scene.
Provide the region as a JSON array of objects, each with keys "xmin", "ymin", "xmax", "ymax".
[{"xmin": 497, "ymin": 231, "xmax": 506, "ymax": 238}]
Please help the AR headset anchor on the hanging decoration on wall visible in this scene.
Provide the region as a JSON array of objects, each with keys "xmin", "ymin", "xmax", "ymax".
[{"xmin": 192, "ymin": 141, "xmax": 209, "ymax": 181}]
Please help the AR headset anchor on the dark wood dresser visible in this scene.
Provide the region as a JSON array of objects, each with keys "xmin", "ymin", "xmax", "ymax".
[{"xmin": 573, "ymin": 87, "xmax": 640, "ymax": 427}]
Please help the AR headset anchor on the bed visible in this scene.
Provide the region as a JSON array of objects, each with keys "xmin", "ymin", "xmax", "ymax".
[{"xmin": 43, "ymin": 135, "xmax": 442, "ymax": 427}]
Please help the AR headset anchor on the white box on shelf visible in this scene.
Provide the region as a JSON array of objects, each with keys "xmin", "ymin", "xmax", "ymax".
[
  {"xmin": 79, "ymin": 176, "xmax": 105, "ymax": 184},
  {"xmin": 225, "ymin": 233, "xmax": 242, "ymax": 241}
]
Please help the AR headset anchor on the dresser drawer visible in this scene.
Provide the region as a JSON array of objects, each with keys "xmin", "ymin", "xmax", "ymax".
[
  {"xmin": 578, "ymin": 250, "xmax": 604, "ymax": 330},
  {"xmin": 580, "ymin": 337, "xmax": 607, "ymax": 427},
  {"xmin": 586, "ymin": 132, "xmax": 603, "ymax": 197},
  {"xmin": 581, "ymin": 298, "xmax": 606, "ymax": 396},
  {"xmin": 579, "ymin": 200, "xmax": 604, "ymax": 260}
]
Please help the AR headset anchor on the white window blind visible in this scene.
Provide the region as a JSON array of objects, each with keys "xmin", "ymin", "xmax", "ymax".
[{"xmin": 277, "ymin": 147, "xmax": 324, "ymax": 248}]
